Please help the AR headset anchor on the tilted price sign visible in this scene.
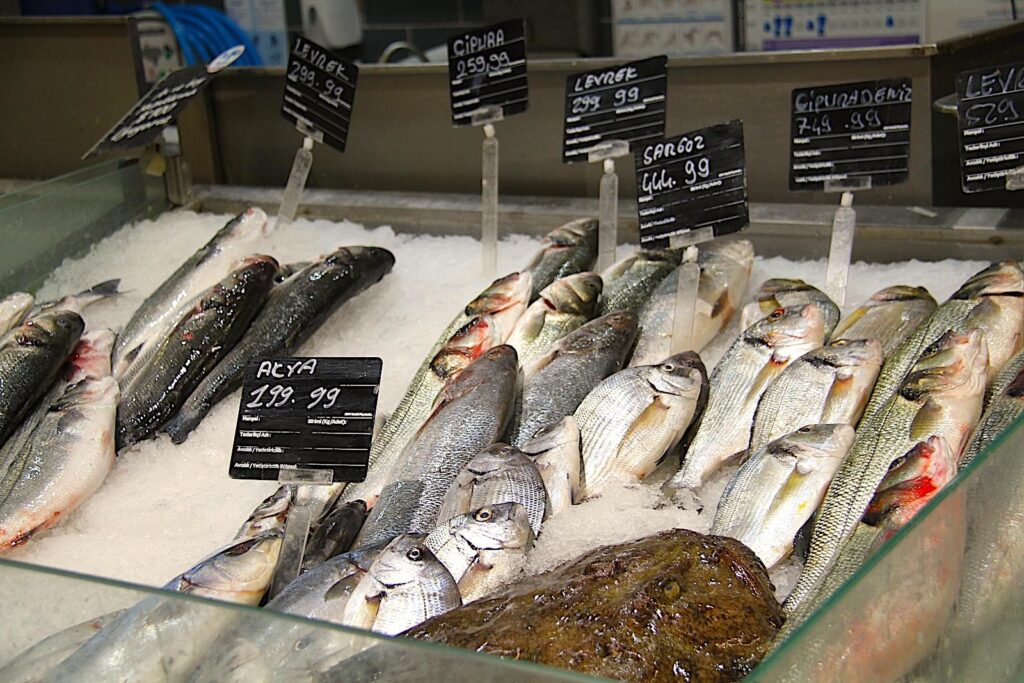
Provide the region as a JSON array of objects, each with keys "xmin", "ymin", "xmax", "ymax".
[
  {"xmin": 281, "ymin": 36, "xmax": 359, "ymax": 152},
  {"xmin": 789, "ymin": 77, "xmax": 912, "ymax": 191},
  {"xmin": 562, "ymin": 56, "xmax": 667, "ymax": 163},
  {"xmin": 84, "ymin": 45, "xmax": 244, "ymax": 159},
  {"xmin": 230, "ymin": 357, "xmax": 382, "ymax": 483},
  {"xmin": 956, "ymin": 61, "xmax": 1024, "ymax": 193},
  {"xmin": 635, "ymin": 120, "xmax": 748, "ymax": 248},
  {"xmin": 448, "ymin": 19, "xmax": 528, "ymax": 126}
]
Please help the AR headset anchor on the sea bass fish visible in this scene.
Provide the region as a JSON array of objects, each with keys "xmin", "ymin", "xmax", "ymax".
[
  {"xmin": 520, "ymin": 416, "xmax": 582, "ymax": 515},
  {"xmin": 598, "ymin": 249, "xmax": 682, "ymax": 317},
  {"xmin": 743, "ymin": 279, "xmax": 841, "ymax": 338},
  {"xmin": 342, "ymin": 272, "xmax": 530, "ymax": 507},
  {"xmin": 748, "ymin": 339, "xmax": 882, "ymax": 454},
  {"xmin": 523, "ymin": 218, "xmax": 598, "ymax": 300},
  {"xmin": 578, "ymin": 351, "xmax": 708, "ymax": 496},
  {"xmin": 116, "ymin": 256, "xmax": 278, "ymax": 449},
  {"xmin": 425, "ymin": 502, "xmax": 535, "ymax": 603},
  {"xmin": 630, "ymin": 240, "xmax": 754, "ymax": 367},
  {"xmin": 0, "ymin": 292, "xmax": 33, "ymax": 334},
  {"xmin": 784, "ymin": 329, "xmax": 988, "ymax": 614},
  {"xmin": 831, "ymin": 285, "xmax": 938, "ymax": 359},
  {"xmin": 113, "ymin": 207, "xmax": 271, "ymax": 378},
  {"xmin": 506, "ymin": 272, "xmax": 602, "ymax": 368},
  {"xmin": 667, "ymin": 303, "xmax": 826, "ymax": 493},
  {"xmin": 355, "ymin": 345, "xmax": 519, "ymax": 547},
  {"xmin": 165, "ymin": 246, "xmax": 395, "ymax": 443},
  {"xmin": 27, "ymin": 279, "xmax": 121, "ymax": 321},
  {"xmin": 0, "ymin": 611, "xmax": 126, "ymax": 683},
  {"xmin": 712, "ymin": 424, "xmax": 854, "ymax": 569},
  {"xmin": 436, "ymin": 444, "xmax": 547, "ymax": 536},
  {"xmin": 301, "ymin": 500, "xmax": 369, "ymax": 572},
  {"xmin": 960, "ymin": 362, "xmax": 1024, "ymax": 468}
]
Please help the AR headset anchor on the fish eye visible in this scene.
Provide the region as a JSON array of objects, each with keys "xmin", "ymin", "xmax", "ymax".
[
  {"xmin": 833, "ymin": 339, "xmax": 848, "ymax": 347},
  {"xmin": 475, "ymin": 508, "xmax": 493, "ymax": 522},
  {"xmin": 406, "ymin": 547, "xmax": 423, "ymax": 562},
  {"xmin": 57, "ymin": 318, "xmax": 71, "ymax": 329},
  {"xmin": 798, "ymin": 425, "xmax": 814, "ymax": 434},
  {"xmin": 661, "ymin": 364, "xmax": 675, "ymax": 373},
  {"xmin": 768, "ymin": 308, "xmax": 785, "ymax": 320}
]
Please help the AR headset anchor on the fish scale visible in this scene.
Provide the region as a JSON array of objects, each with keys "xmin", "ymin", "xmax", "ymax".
[
  {"xmin": 961, "ymin": 364, "xmax": 1024, "ymax": 468},
  {"xmin": 597, "ymin": 250, "xmax": 681, "ymax": 317},
  {"xmin": 524, "ymin": 218, "xmax": 598, "ymax": 300},
  {"xmin": 520, "ymin": 416, "xmax": 581, "ymax": 514},
  {"xmin": 831, "ymin": 285, "xmax": 937, "ymax": 359}
]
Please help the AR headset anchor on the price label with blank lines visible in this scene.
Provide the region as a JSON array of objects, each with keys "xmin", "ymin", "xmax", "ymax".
[
  {"xmin": 229, "ymin": 357, "xmax": 381, "ymax": 482},
  {"xmin": 956, "ymin": 61, "xmax": 1024, "ymax": 193},
  {"xmin": 447, "ymin": 18, "xmax": 528, "ymax": 126},
  {"xmin": 281, "ymin": 36, "xmax": 359, "ymax": 152},
  {"xmin": 789, "ymin": 77, "xmax": 912, "ymax": 191}
]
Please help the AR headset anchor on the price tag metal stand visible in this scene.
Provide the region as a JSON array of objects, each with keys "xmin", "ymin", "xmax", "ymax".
[
  {"xmin": 667, "ymin": 228, "xmax": 713, "ymax": 353},
  {"xmin": 275, "ymin": 135, "xmax": 316, "ymax": 231},
  {"xmin": 823, "ymin": 190, "xmax": 857, "ymax": 307},
  {"xmin": 589, "ymin": 140, "xmax": 630, "ymax": 272},
  {"xmin": 269, "ymin": 467, "xmax": 332, "ymax": 598},
  {"xmin": 474, "ymin": 105, "xmax": 504, "ymax": 277}
]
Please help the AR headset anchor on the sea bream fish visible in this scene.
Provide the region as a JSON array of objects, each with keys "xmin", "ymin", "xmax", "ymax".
[
  {"xmin": 597, "ymin": 249, "xmax": 682, "ymax": 317},
  {"xmin": 741, "ymin": 279, "xmax": 841, "ymax": 338},
  {"xmin": 112, "ymin": 207, "xmax": 271, "ymax": 379},
  {"xmin": 748, "ymin": 339, "xmax": 882, "ymax": 454},
  {"xmin": 784, "ymin": 329, "xmax": 988, "ymax": 614},
  {"xmin": 712, "ymin": 424, "xmax": 854, "ymax": 569},
  {"xmin": 436, "ymin": 444, "xmax": 547, "ymax": 536},
  {"xmin": 520, "ymin": 416, "xmax": 582, "ymax": 515},
  {"xmin": 116, "ymin": 255, "xmax": 279, "ymax": 449},
  {"xmin": 630, "ymin": 239, "xmax": 754, "ymax": 367},
  {"xmin": 831, "ymin": 285, "xmax": 938, "ymax": 359},
  {"xmin": 165, "ymin": 246, "xmax": 395, "ymax": 443},
  {"xmin": 341, "ymin": 272, "xmax": 530, "ymax": 507},
  {"xmin": 506, "ymin": 271, "xmax": 602, "ymax": 368},
  {"xmin": 577, "ymin": 351, "xmax": 708, "ymax": 496},
  {"xmin": 666, "ymin": 303, "xmax": 826, "ymax": 493},
  {"xmin": 355, "ymin": 345, "xmax": 519, "ymax": 547},
  {"xmin": 509, "ymin": 311, "xmax": 638, "ymax": 448},
  {"xmin": 523, "ymin": 218, "xmax": 598, "ymax": 300},
  {"xmin": 0, "ymin": 292, "xmax": 33, "ymax": 334}
]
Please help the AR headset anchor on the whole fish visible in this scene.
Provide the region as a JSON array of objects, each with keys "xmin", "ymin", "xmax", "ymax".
[
  {"xmin": 113, "ymin": 207, "xmax": 271, "ymax": 378},
  {"xmin": 578, "ymin": 351, "xmax": 708, "ymax": 496},
  {"xmin": 436, "ymin": 444, "xmax": 547, "ymax": 536},
  {"xmin": 744, "ymin": 279, "xmax": 841, "ymax": 338},
  {"xmin": 342, "ymin": 534, "xmax": 461, "ymax": 635},
  {"xmin": 961, "ymin": 363, "xmax": 1024, "ymax": 468},
  {"xmin": 355, "ymin": 345, "xmax": 519, "ymax": 547},
  {"xmin": 630, "ymin": 239, "xmax": 754, "ymax": 367},
  {"xmin": 748, "ymin": 339, "xmax": 882, "ymax": 454},
  {"xmin": 712, "ymin": 424, "xmax": 854, "ymax": 569},
  {"xmin": 509, "ymin": 311, "xmax": 638, "ymax": 448},
  {"xmin": 0, "ymin": 310, "xmax": 84, "ymax": 447},
  {"xmin": 597, "ymin": 249, "xmax": 682, "ymax": 317},
  {"xmin": 0, "ymin": 292, "xmax": 33, "ymax": 334},
  {"xmin": 860, "ymin": 261, "xmax": 1023, "ymax": 425},
  {"xmin": 45, "ymin": 530, "xmax": 283, "ymax": 682},
  {"xmin": 425, "ymin": 502, "xmax": 535, "ymax": 603},
  {"xmin": 0, "ymin": 352, "xmax": 118, "ymax": 551},
  {"xmin": 985, "ymin": 346, "xmax": 1024, "ymax": 408},
  {"xmin": 666, "ymin": 303, "xmax": 826, "ymax": 493},
  {"xmin": 165, "ymin": 246, "xmax": 395, "ymax": 443},
  {"xmin": 506, "ymin": 272, "xmax": 602, "ymax": 367},
  {"xmin": 0, "ymin": 611, "xmax": 126, "ymax": 683},
  {"xmin": 784, "ymin": 329, "xmax": 988, "ymax": 614},
  {"xmin": 342, "ymin": 272, "xmax": 530, "ymax": 507},
  {"xmin": 27, "ymin": 279, "xmax": 121, "ymax": 320},
  {"xmin": 301, "ymin": 500, "xmax": 369, "ymax": 572},
  {"xmin": 523, "ymin": 218, "xmax": 598, "ymax": 300},
  {"xmin": 520, "ymin": 416, "xmax": 581, "ymax": 515},
  {"xmin": 831, "ymin": 285, "xmax": 938, "ymax": 359},
  {"xmin": 116, "ymin": 255, "xmax": 279, "ymax": 449}
]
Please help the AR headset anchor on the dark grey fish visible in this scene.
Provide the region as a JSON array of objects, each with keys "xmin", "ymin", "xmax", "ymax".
[
  {"xmin": 597, "ymin": 249, "xmax": 682, "ymax": 317},
  {"xmin": 523, "ymin": 218, "xmax": 599, "ymax": 300},
  {"xmin": 301, "ymin": 500, "xmax": 369, "ymax": 572},
  {"xmin": 165, "ymin": 246, "xmax": 395, "ymax": 443}
]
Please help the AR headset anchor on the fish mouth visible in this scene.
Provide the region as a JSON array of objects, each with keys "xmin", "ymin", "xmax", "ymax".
[
  {"xmin": 431, "ymin": 316, "xmax": 505, "ymax": 380},
  {"xmin": 902, "ymin": 330, "xmax": 986, "ymax": 398},
  {"xmin": 952, "ymin": 262, "xmax": 1024, "ymax": 299},
  {"xmin": 828, "ymin": 338, "xmax": 884, "ymax": 365},
  {"xmin": 864, "ymin": 436, "xmax": 955, "ymax": 527},
  {"xmin": 546, "ymin": 272, "xmax": 603, "ymax": 314},
  {"xmin": 548, "ymin": 218, "xmax": 598, "ymax": 246},
  {"xmin": 466, "ymin": 272, "xmax": 533, "ymax": 316}
]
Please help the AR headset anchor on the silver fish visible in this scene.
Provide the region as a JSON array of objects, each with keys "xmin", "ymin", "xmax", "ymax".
[
  {"xmin": 712, "ymin": 424, "xmax": 854, "ymax": 569},
  {"xmin": 510, "ymin": 311, "xmax": 638, "ymax": 448},
  {"xmin": 961, "ymin": 362, "xmax": 1024, "ymax": 468},
  {"xmin": 355, "ymin": 345, "xmax": 519, "ymax": 547},
  {"xmin": 234, "ymin": 485, "xmax": 292, "ymax": 539},
  {"xmin": 0, "ymin": 292, "xmax": 33, "ymax": 334},
  {"xmin": 506, "ymin": 272, "xmax": 602, "ymax": 368},
  {"xmin": 301, "ymin": 500, "xmax": 369, "ymax": 571},
  {"xmin": 784, "ymin": 329, "xmax": 988, "ymax": 614},
  {"xmin": 520, "ymin": 416, "xmax": 581, "ymax": 515},
  {"xmin": 748, "ymin": 339, "xmax": 882, "ymax": 455},
  {"xmin": 27, "ymin": 279, "xmax": 121, "ymax": 321},
  {"xmin": 746, "ymin": 279, "xmax": 841, "ymax": 338},
  {"xmin": 578, "ymin": 351, "xmax": 708, "ymax": 495},
  {"xmin": 598, "ymin": 249, "xmax": 682, "ymax": 317},
  {"xmin": 436, "ymin": 444, "xmax": 546, "ymax": 536},
  {"xmin": 630, "ymin": 239, "xmax": 754, "ymax": 367},
  {"xmin": 341, "ymin": 272, "xmax": 530, "ymax": 507},
  {"xmin": 831, "ymin": 285, "xmax": 938, "ymax": 359},
  {"xmin": 425, "ymin": 502, "xmax": 535, "ymax": 603},
  {"xmin": 523, "ymin": 218, "xmax": 598, "ymax": 300},
  {"xmin": 0, "ymin": 610, "xmax": 126, "ymax": 683},
  {"xmin": 342, "ymin": 534, "xmax": 461, "ymax": 635},
  {"xmin": 985, "ymin": 346, "xmax": 1024, "ymax": 408},
  {"xmin": 113, "ymin": 207, "xmax": 271, "ymax": 378},
  {"xmin": 667, "ymin": 303, "xmax": 827, "ymax": 493}
]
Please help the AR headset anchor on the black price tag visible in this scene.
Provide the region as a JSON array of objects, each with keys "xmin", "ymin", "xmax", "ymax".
[
  {"xmin": 562, "ymin": 56, "xmax": 667, "ymax": 164},
  {"xmin": 956, "ymin": 62, "xmax": 1024, "ymax": 193},
  {"xmin": 635, "ymin": 120, "xmax": 748, "ymax": 248},
  {"xmin": 789, "ymin": 78, "xmax": 912, "ymax": 192},
  {"xmin": 447, "ymin": 19, "xmax": 528, "ymax": 126},
  {"xmin": 281, "ymin": 36, "xmax": 359, "ymax": 152},
  {"xmin": 230, "ymin": 357, "xmax": 382, "ymax": 483}
]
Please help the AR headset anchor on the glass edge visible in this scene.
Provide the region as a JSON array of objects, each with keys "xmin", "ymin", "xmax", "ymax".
[{"xmin": 0, "ymin": 160, "xmax": 129, "ymax": 208}]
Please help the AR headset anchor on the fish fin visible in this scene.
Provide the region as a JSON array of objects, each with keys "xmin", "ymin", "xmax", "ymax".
[
  {"xmin": 745, "ymin": 361, "xmax": 786, "ymax": 407},
  {"xmin": 831, "ymin": 306, "xmax": 866, "ymax": 340},
  {"xmin": 79, "ymin": 278, "xmax": 122, "ymax": 298},
  {"xmin": 618, "ymin": 396, "xmax": 676, "ymax": 479}
]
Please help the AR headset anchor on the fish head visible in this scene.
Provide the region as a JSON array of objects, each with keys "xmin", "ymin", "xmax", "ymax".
[
  {"xmin": 562, "ymin": 310, "xmax": 638, "ymax": 356},
  {"xmin": 431, "ymin": 315, "xmax": 505, "ymax": 380},
  {"xmin": 325, "ymin": 246, "xmax": 397, "ymax": 274},
  {"xmin": 227, "ymin": 207, "xmax": 271, "ymax": 240},
  {"xmin": 543, "ymin": 218, "xmax": 598, "ymax": 249},
  {"xmin": 65, "ymin": 329, "xmax": 116, "ymax": 381},
  {"xmin": 755, "ymin": 278, "xmax": 813, "ymax": 311},
  {"xmin": 465, "ymin": 272, "xmax": 533, "ymax": 317},
  {"xmin": 770, "ymin": 424, "xmax": 855, "ymax": 472},
  {"xmin": 649, "ymin": 351, "xmax": 708, "ymax": 396},
  {"xmin": 541, "ymin": 272, "xmax": 603, "ymax": 317},
  {"xmin": 433, "ymin": 344, "xmax": 519, "ymax": 409},
  {"xmin": 901, "ymin": 329, "xmax": 988, "ymax": 401},
  {"xmin": 177, "ymin": 530, "xmax": 283, "ymax": 604},
  {"xmin": 864, "ymin": 435, "xmax": 956, "ymax": 529},
  {"xmin": 950, "ymin": 261, "xmax": 1023, "ymax": 300},
  {"xmin": 370, "ymin": 534, "xmax": 450, "ymax": 587},
  {"xmin": 467, "ymin": 443, "xmax": 524, "ymax": 475},
  {"xmin": 521, "ymin": 415, "xmax": 581, "ymax": 456},
  {"xmin": 824, "ymin": 338, "xmax": 884, "ymax": 369},
  {"xmin": 14, "ymin": 310, "xmax": 85, "ymax": 349},
  {"xmin": 749, "ymin": 303, "xmax": 825, "ymax": 352},
  {"xmin": 872, "ymin": 285, "xmax": 935, "ymax": 305},
  {"xmin": 453, "ymin": 503, "xmax": 535, "ymax": 552},
  {"xmin": 237, "ymin": 485, "xmax": 292, "ymax": 537}
]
